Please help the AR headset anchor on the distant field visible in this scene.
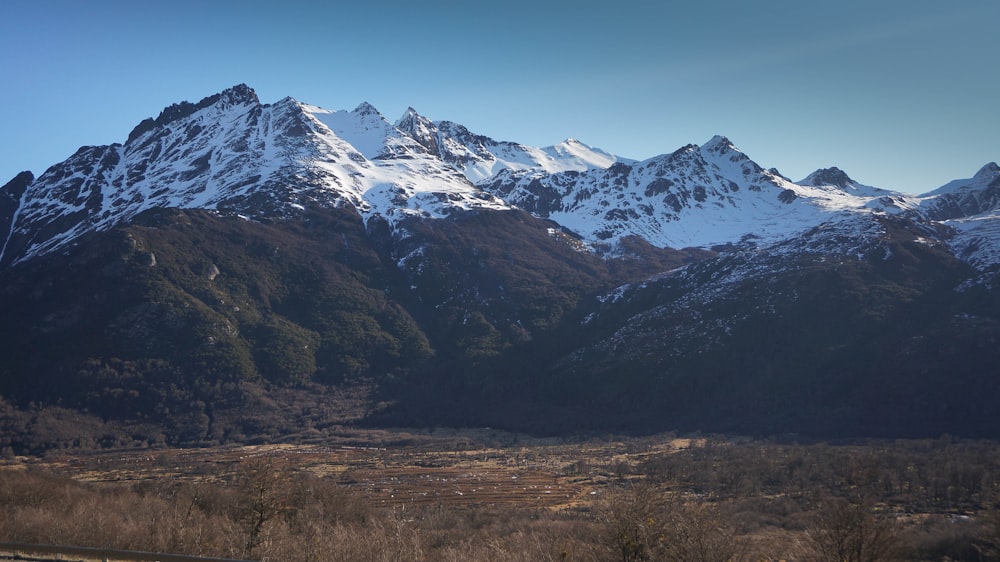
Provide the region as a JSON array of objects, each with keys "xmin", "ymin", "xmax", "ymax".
[
  {"xmin": 16, "ymin": 430, "xmax": 700, "ymax": 511},
  {"xmin": 2, "ymin": 430, "xmax": 999, "ymax": 561}
]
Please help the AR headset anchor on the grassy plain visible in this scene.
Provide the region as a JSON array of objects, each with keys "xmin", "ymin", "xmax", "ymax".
[{"xmin": 2, "ymin": 429, "xmax": 999, "ymax": 561}]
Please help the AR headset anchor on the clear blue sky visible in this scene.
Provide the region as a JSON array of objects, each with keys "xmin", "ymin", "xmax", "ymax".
[{"xmin": 2, "ymin": 0, "xmax": 997, "ymax": 194}]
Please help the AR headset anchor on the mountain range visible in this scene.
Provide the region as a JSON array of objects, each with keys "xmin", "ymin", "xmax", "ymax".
[{"xmin": 2, "ymin": 84, "xmax": 998, "ymax": 452}]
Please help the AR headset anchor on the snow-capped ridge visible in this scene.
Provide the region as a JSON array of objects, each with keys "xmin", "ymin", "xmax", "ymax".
[
  {"xmin": 6, "ymin": 83, "xmax": 1000, "ymax": 275},
  {"xmin": 476, "ymin": 132, "xmax": 960, "ymax": 255},
  {"xmin": 127, "ymin": 84, "xmax": 260, "ymax": 143},
  {"xmin": 1, "ymin": 86, "xmax": 520, "ymax": 266},
  {"xmin": 303, "ymin": 100, "xmax": 428, "ymax": 160},
  {"xmin": 925, "ymin": 162, "xmax": 1000, "ymax": 196},
  {"xmin": 540, "ymin": 138, "xmax": 622, "ymax": 170},
  {"xmin": 394, "ymin": 110, "xmax": 627, "ymax": 182},
  {"xmin": 700, "ymin": 135, "xmax": 739, "ymax": 155},
  {"xmin": 480, "ymin": 134, "xmax": 824, "ymax": 251},
  {"xmin": 697, "ymin": 135, "xmax": 756, "ymax": 171}
]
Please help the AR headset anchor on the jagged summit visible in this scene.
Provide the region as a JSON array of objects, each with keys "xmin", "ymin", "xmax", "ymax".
[
  {"xmin": 394, "ymin": 107, "xmax": 439, "ymax": 155},
  {"xmin": 4, "ymin": 83, "xmax": 1000, "ymax": 272},
  {"xmin": 0, "ymin": 86, "xmax": 518, "ymax": 266},
  {"xmin": 216, "ymin": 83, "xmax": 260, "ymax": 106},
  {"xmin": 393, "ymin": 110, "xmax": 625, "ymax": 182},
  {"xmin": 127, "ymin": 84, "xmax": 260, "ymax": 143},
  {"xmin": 397, "ymin": 106, "xmax": 422, "ymax": 123}
]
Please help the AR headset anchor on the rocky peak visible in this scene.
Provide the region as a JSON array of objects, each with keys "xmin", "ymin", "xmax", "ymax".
[
  {"xmin": 127, "ymin": 84, "xmax": 260, "ymax": 143},
  {"xmin": 2, "ymin": 170, "xmax": 34, "ymax": 193},
  {"xmin": 352, "ymin": 101, "xmax": 383, "ymax": 118},
  {"xmin": 395, "ymin": 107, "xmax": 440, "ymax": 154},
  {"xmin": 699, "ymin": 135, "xmax": 753, "ymax": 168},
  {"xmin": 396, "ymin": 107, "xmax": 423, "ymax": 128},
  {"xmin": 700, "ymin": 135, "xmax": 737, "ymax": 155},
  {"xmin": 974, "ymin": 162, "xmax": 1000, "ymax": 180},
  {"xmin": 216, "ymin": 83, "xmax": 260, "ymax": 107},
  {"xmin": 800, "ymin": 167, "xmax": 856, "ymax": 189}
]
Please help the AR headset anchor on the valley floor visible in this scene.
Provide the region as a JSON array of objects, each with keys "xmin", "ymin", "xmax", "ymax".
[{"xmin": 2, "ymin": 429, "xmax": 999, "ymax": 561}]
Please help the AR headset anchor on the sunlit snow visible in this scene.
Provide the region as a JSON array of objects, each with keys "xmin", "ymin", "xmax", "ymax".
[{"xmin": 3, "ymin": 86, "xmax": 999, "ymax": 273}]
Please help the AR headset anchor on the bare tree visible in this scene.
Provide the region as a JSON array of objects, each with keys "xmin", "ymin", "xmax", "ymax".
[
  {"xmin": 660, "ymin": 501, "xmax": 746, "ymax": 562},
  {"xmin": 600, "ymin": 484, "xmax": 747, "ymax": 562},
  {"xmin": 234, "ymin": 457, "xmax": 286, "ymax": 559},
  {"xmin": 806, "ymin": 496, "xmax": 899, "ymax": 562},
  {"xmin": 601, "ymin": 484, "xmax": 659, "ymax": 562}
]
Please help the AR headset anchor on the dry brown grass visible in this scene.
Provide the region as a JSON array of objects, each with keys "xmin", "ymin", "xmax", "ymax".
[{"xmin": 3, "ymin": 432, "xmax": 1000, "ymax": 561}]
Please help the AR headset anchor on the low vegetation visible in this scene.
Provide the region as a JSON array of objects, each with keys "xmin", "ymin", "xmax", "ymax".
[
  {"xmin": 0, "ymin": 208, "xmax": 702, "ymax": 454},
  {"xmin": 3, "ymin": 207, "xmax": 1000, "ymax": 452},
  {"xmin": 2, "ymin": 434, "xmax": 999, "ymax": 561}
]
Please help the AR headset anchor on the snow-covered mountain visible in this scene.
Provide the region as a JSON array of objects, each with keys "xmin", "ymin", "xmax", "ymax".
[
  {"xmin": 920, "ymin": 162, "xmax": 1000, "ymax": 220},
  {"xmin": 394, "ymin": 107, "xmax": 626, "ymax": 183},
  {"xmin": 0, "ymin": 85, "xmax": 512, "ymax": 267},
  {"xmin": 478, "ymin": 135, "xmax": 930, "ymax": 251},
  {"xmin": 4, "ymin": 84, "xmax": 1000, "ymax": 446},
  {"xmin": 1, "ymin": 84, "xmax": 998, "ymax": 273},
  {"xmin": 797, "ymin": 166, "xmax": 887, "ymax": 196},
  {"xmin": 920, "ymin": 163, "xmax": 1000, "ymax": 268}
]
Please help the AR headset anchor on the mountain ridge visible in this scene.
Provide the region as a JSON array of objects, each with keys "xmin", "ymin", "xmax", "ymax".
[
  {"xmin": 2, "ymin": 84, "xmax": 1000, "ymax": 450},
  {"xmin": 3, "ymin": 84, "xmax": 998, "ymax": 271}
]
